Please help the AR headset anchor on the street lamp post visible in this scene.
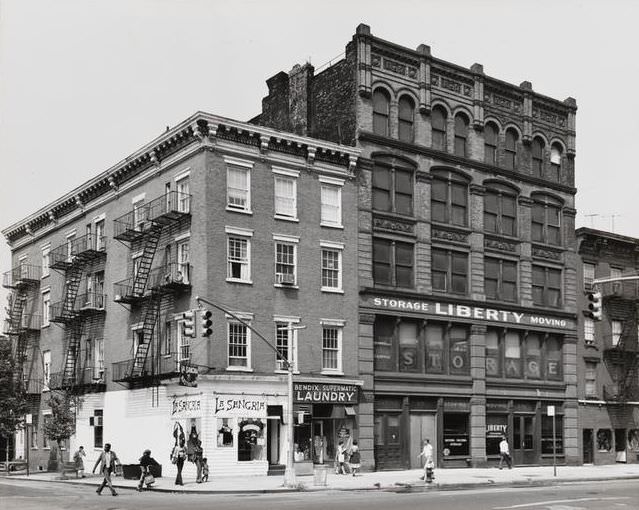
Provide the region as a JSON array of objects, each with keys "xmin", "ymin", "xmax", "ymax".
[{"xmin": 195, "ymin": 296, "xmax": 304, "ymax": 487}]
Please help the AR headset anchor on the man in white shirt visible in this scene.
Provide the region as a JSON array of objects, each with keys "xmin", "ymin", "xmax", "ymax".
[
  {"xmin": 499, "ymin": 435, "xmax": 512, "ymax": 469},
  {"xmin": 418, "ymin": 438, "xmax": 435, "ymax": 481},
  {"xmin": 92, "ymin": 443, "xmax": 120, "ymax": 495}
]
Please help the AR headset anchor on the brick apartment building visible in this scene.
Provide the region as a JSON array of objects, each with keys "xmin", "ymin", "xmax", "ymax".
[
  {"xmin": 2, "ymin": 112, "xmax": 360, "ymax": 477},
  {"xmin": 253, "ymin": 24, "xmax": 581, "ymax": 469},
  {"xmin": 576, "ymin": 228, "xmax": 639, "ymax": 465}
]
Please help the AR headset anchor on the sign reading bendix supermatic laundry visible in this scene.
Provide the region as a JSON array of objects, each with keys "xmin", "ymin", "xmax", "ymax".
[{"xmin": 294, "ymin": 383, "xmax": 358, "ymax": 404}]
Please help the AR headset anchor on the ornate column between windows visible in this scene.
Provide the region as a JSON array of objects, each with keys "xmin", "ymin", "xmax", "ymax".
[
  {"xmin": 417, "ymin": 44, "xmax": 431, "ymax": 114},
  {"xmin": 470, "ymin": 63, "xmax": 484, "ymax": 130},
  {"xmin": 521, "ymin": 81, "xmax": 533, "ymax": 145},
  {"xmin": 564, "ymin": 97, "xmax": 577, "ymax": 157},
  {"xmin": 356, "ymin": 24, "xmax": 372, "ymax": 98}
]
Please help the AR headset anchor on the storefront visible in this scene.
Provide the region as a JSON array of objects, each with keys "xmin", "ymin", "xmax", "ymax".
[{"xmin": 292, "ymin": 380, "xmax": 361, "ymax": 471}]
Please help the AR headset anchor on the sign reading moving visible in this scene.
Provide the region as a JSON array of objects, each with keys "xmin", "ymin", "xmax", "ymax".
[{"xmin": 367, "ymin": 296, "xmax": 575, "ymax": 331}]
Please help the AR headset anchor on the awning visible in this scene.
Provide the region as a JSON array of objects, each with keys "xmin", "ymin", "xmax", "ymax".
[
  {"xmin": 267, "ymin": 405, "xmax": 283, "ymax": 421},
  {"xmin": 345, "ymin": 406, "xmax": 356, "ymax": 416}
]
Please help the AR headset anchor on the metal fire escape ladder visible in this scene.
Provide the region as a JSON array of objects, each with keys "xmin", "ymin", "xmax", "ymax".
[
  {"xmin": 61, "ymin": 320, "xmax": 84, "ymax": 388},
  {"xmin": 129, "ymin": 291, "xmax": 162, "ymax": 378},
  {"xmin": 617, "ymin": 311, "xmax": 639, "ymax": 401},
  {"xmin": 132, "ymin": 224, "xmax": 163, "ymax": 297},
  {"xmin": 8, "ymin": 290, "xmax": 29, "ymax": 380},
  {"xmin": 62, "ymin": 264, "xmax": 84, "ymax": 320},
  {"xmin": 8, "ymin": 290, "xmax": 27, "ymax": 333}
]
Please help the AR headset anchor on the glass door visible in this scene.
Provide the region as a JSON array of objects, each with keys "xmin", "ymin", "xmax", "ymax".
[{"xmin": 513, "ymin": 415, "xmax": 535, "ymax": 465}]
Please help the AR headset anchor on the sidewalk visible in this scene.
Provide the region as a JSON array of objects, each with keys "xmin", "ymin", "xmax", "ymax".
[{"xmin": 7, "ymin": 463, "xmax": 639, "ymax": 494}]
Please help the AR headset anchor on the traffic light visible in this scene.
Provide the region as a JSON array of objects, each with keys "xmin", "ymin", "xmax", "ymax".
[
  {"xmin": 201, "ymin": 309, "xmax": 213, "ymax": 337},
  {"xmin": 586, "ymin": 291, "xmax": 603, "ymax": 320},
  {"xmin": 182, "ymin": 310, "xmax": 196, "ymax": 338}
]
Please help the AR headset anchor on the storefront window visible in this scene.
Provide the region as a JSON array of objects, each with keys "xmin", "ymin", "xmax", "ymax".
[
  {"xmin": 525, "ymin": 334, "xmax": 542, "ymax": 379},
  {"xmin": 425, "ymin": 324, "xmax": 444, "ymax": 374},
  {"xmin": 374, "ymin": 415, "xmax": 384, "ymax": 445},
  {"xmin": 486, "ymin": 415, "xmax": 508, "ymax": 455},
  {"xmin": 217, "ymin": 418, "xmax": 234, "ymax": 447},
  {"xmin": 443, "ymin": 413, "xmax": 469, "ymax": 456},
  {"xmin": 486, "ymin": 329, "xmax": 501, "ymax": 377},
  {"xmin": 545, "ymin": 336, "xmax": 562, "ymax": 381},
  {"xmin": 541, "ymin": 415, "xmax": 563, "ymax": 454},
  {"xmin": 374, "ymin": 317, "xmax": 395, "ymax": 371},
  {"xmin": 628, "ymin": 429, "xmax": 639, "ymax": 451},
  {"xmin": 597, "ymin": 429, "xmax": 612, "ymax": 452},
  {"xmin": 449, "ymin": 327, "xmax": 469, "ymax": 375},
  {"xmin": 237, "ymin": 418, "xmax": 266, "ymax": 461},
  {"xmin": 504, "ymin": 332, "xmax": 522, "ymax": 378},
  {"xmin": 399, "ymin": 321, "xmax": 419, "ymax": 372},
  {"xmin": 294, "ymin": 420, "xmax": 312, "ymax": 462},
  {"xmin": 387, "ymin": 415, "xmax": 400, "ymax": 445}
]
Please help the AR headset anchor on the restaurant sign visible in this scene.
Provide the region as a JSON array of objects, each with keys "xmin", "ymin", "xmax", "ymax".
[
  {"xmin": 366, "ymin": 296, "xmax": 575, "ymax": 331},
  {"xmin": 294, "ymin": 382, "xmax": 358, "ymax": 404}
]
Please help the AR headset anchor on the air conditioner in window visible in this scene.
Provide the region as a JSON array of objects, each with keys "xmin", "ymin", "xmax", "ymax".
[{"xmin": 275, "ymin": 273, "xmax": 295, "ymax": 285}]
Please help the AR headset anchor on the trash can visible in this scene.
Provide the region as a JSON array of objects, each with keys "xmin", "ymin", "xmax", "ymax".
[{"xmin": 313, "ymin": 465, "xmax": 328, "ymax": 486}]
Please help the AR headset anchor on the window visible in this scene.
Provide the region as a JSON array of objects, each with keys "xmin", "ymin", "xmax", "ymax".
[
  {"xmin": 66, "ymin": 232, "xmax": 76, "ymax": 262},
  {"xmin": 531, "ymin": 137, "xmax": 545, "ymax": 178},
  {"xmin": 372, "ymin": 88, "xmax": 390, "ymax": 137},
  {"xmin": 273, "ymin": 170, "xmax": 298, "ymax": 220},
  {"xmin": 177, "ymin": 239, "xmax": 190, "ymax": 284},
  {"xmin": 43, "ymin": 414, "xmax": 52, "ymax": 448},
  {"xmin": 320, "ymin": 178, "xmax": 343, "ymax": 227},
  {"xmin": 484, "ymin": 122, "xmax": 499, "ymax": 165},
  {"xmin": 583, "ymin": 263, "xmax": 595, "ymax": 289},
  {"xmin": 444, "ymin": 413, "xmax": 470, "ymax": 456},
  {"xmin": 177, "ymin": 317, "xmax": 191, "ymax": 363},
  {"xmin": 545, "ymin": 336, "xmax": 562, "ymax": 381},
  {"xmin": 525, "ymin": 334, "xmax": 542, "ymax": 379},
  {"xmin": 217, "ymin": 418, "xmax": 234, "ymax": 447},
  {"xmin": 484, "ymin": 257, "xmax": 517, "ymax": 302},
  {"xmin": 612, "ymin": 320, "xmax": 622, "ymax": 347},
  {"xmin": 398, "ymin": 321, "xmax": 420, "ymax": 372},
  {"xmin": 425, "ymin": 324, "xmax": 445, "ymax": 374},
  {"xmin": 31, "ymin": 415, "xmax": 38, "ymax": 449},
  {"xmin": 133, "ymin": 253, "xmax": 142, "ymax": 279},
  {"xmin": 542, "ymin": 415, "xmax": 563, "ymax": 454},
  {"xmin": 584, "ymin": 318, "xmax": 595, "ymax": 345},
  {"xmin": 372, "ymin": 158, "xmax": 414, "ymax": 215},
  {"xmin": 550, "ymin": 143, "xmax": 563, "ymax": 182},
  {"xmin": 238, "ymin": 418, "xmax": 266, "ymax": 461},
  {"xmin": 227, "ymin": 228, "xmax": 252, "ymax": 283},
  {"xmin": 431, "ymin": 170, "xmax": 469, "ymax": 226},
  {"xmin": 275, "ymin": 318, "xmax": 299, "ymax": 371},
  {"xmin": 484, "ymin": 186, "xmax": 517, "ymax": 236},
  {"xmin": 373, "ymin": 238, "xmax": 414, "ymax": 288},
  {"xmin": 504, "ymin": 128, "xmax": 518, "ymax": 170},
  {"xmin": 454, "ymin": 113, "xmax": 469, "ymax": 157},
  {"xmin": 322, "ymin": 323, "xmax": 343, "ymax": 373},
  {"xmin": 597, "ymin": 429, "xmax": 612, "ymax": 452},
  {"xmin": 91, "ymin": 338, "xmax": 105, "ymax": 380},
  {"xmin": 432, "ymin": 248, "xmax": 468, "ymax": 294},
  {"xmin": 228, "ymin": 319, "xmax": 251, "ymax": 369},
  {"xmin": 532, "ymin": 196, "xmax": 562, "ymax": 246},
  {"xmin": 41, "ymin": 246, "xmax": 50, "ymax": 278},
  {"xmin": 94, "ymin": 219, "xmax": 106, "ymax": 251},
  {"xmin": 42, "ymin": 290, "xmax": 51, "ymax": 327},
  {"xmin": 504, "ymin": 331, "xmax": 522, "ymax": 378},
  {"xmin": 227, "ymin": 162, "xmax": 251, "ymax": 212},
  {"xmin": 176, "ymin": 175, "xmax": 191, "ymax": 213},
  {"xmin": 486, "ymin": 330, "xmax": 501, "ymax": 377},
  {"xmin": 398, "ymin": 95, "xmax": 415, "ymax": 142},
  {"xmin": 532, "ymin": 265, "xmax": 562, "ymax": 307},
  {"xmin": 274, "ymin": 236, "xmax": 298, "ymax": 286},
  {"xmin": 43, "ymin": 350, "xmax": 51, "ymax": 389},
  {"xmin": 321, "ymin": 243, "xmax": 343, "ymax": 292},
  {"xmin": 449, "ymin": 327, "xmax": 469, "ymax": 375},
  {"xmin": 92, "ymin": 410, "xmax": 103, "ymax": 448},
  {"xmin": 132, "ymin": 199, "xmax": 146, "ymax": 230},
  {"xmin": 163, "ymin": 320, "xmax": 173, "ymax": 355},
  {"xmin": 431, "ymin": 106, "xmax": 447, "ymax": 151}
]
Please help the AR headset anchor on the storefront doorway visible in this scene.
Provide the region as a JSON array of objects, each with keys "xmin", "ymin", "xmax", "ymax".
[
  {"xmin": 512, "ymin": 415, "xmax": 535, "ymax": 465},
  {"xmin": 409, "ymin": 413, "xmax": 436, "ymax": 468},
  {"xmin": 583, "ymin": 429, "xmax": 594, "ymax": 464},
  {"xmin": 615, "ymin": 428, "xmax": 627, "ymax": 462}
]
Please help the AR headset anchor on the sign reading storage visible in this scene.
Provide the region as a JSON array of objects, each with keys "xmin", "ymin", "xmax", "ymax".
[{"xmin": 294, "ymin": 382, "xmax": 358, "ymax": 404}]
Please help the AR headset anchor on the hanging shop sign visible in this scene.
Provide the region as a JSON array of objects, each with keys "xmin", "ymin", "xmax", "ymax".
[
  {"xmin": 171, "ymin": 396, "xmax": 203, "ymax": 419},
  {"xmin": 293, "ymin": 382, "xmax": 358, "ymax": 404},
  {"xmin": 365, "ymin": 296, "xmax": 576, "ymax": 331},
  {"xmin": 179, "ymin": 363, "xmax": 199, "ymax": 387},
  {"xmin": 214, "ymin": 395, "xmax": 267, "ymax": 418}
]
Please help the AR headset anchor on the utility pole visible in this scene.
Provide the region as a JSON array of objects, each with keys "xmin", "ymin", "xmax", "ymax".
[{"xmin": 584, "ymin": 214, "xmax": 599, "ymax": 228}]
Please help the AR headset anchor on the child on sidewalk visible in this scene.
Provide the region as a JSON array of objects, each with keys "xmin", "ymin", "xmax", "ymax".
[{"xmin": 348, "ymin": 440, "xmax": 361, "ymax": 476}]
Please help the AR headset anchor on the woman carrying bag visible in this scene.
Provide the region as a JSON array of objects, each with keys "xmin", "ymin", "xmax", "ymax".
[{"xmin": 137, "ymin": 449, "xmax": 159, "ymax": 491}]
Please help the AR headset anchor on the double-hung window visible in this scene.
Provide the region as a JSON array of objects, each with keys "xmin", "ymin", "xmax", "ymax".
[
  {"xmin": 132, "ymin": 195, "xmax": 146, "ymax": 231},
  {"xmin": 372, "ymin": 88, "xmax": 390, "ymax": 137},
  {"xmin": 454, "ymin": 113, "xmax": 469, "ymax": 157},
  {"xmin": 585, "ymin": 362, "xmax": 597, "ymax": 398},
  {"xmin": 274, "ymin": 235, "xmax": 298, "ymax": 286},
  {"xmin": 373, "ymin": 238, "xmax": 414, "ymax": 288},
  {"xmin": 431, "ymin": 106, "xmax": 447, "ymax": 151},
  {"xmin": 175, "ymin": 175, "xmax": 191, "ymax": 213},
  {"xmin": 94, "ymin": 218, "xmax": 106, "ymax": 251},
  {"xmin": 431, "ymin": 170, "xmax": 469, "ymax": 226},
  {"xmin": 41, "ymin": 245, "xmax": 50, "ymax": 278},
  {"xmin": 274, "ymin": 317, "xmax": 300, "ymax": 372},
  {"xmin": 612, "ymin": 320, "xmax": 623, "ymax": 347},
  {"xmin": 320, "ymin": 241, "xmax": 343, "ymax": 292},
  {"xmin": 432, "ymin": 248, "xmax": 468, "ymax": 294},
  {"xmin": 484, "ymin": 122, "xmax": 499, "ymax": 165},
  {"xmin": 226, "ymin": 227, "xmax": 252, "ymax": 283},
  {"xmin": 321, "ymin": 320, "xmax": 344, "ymax": 374},
  {"xmin": 398, "ymin": 95, "xmax": 415, "ymax": 143},
  {"xmin": 42, "ymin": 289, "xmax": 51, "ymax": 327},
  {"xmin": 176, "ymin": 237, "xmax": 190, "ymax": 284},
  {"xmin": 504, "ymin": 128, "xmax": 518, "ymax": 170},
  {"xmin": 532, "ymin": 196, "xmax": 562, "ymax": 245},
  {"xmin": 227, "ymin": 313, "xmax": 252, "ymax": 370},
  {"xmin": 584, "ymin": 317, "xmax": 595, "ymax": 345},
  {"xmin": 484, "ymin": 257, "xmax": 517, "ymax": 302},
  {"xmin": 372, "ymin": 156, "xmax": 414, "ymax": 216},
  {"xmin": 532, "ymin": 137, "xmax": 545, "ymax": 178},
  {"xmin": 273, "ymin": 168, "xmax": 298, "ymax": 220},
  {"xmin": 43, "ymin": 350, "xmax": 51, "ymax": 389},
  {"xmin": 320, "ymin": 176, "xmax": 343, "ymax": 228},
  {"xmin": 484, "ymin": 186, "xmax": 517, "ymax": 236},
  {"xmin": 226, "ymin": 158, "xmax": 252, "ymax": 213},
  {"xmin": 532, "ymin": 265, "xmax": 562, "ymax": 307},
  {"xmin": 583, "ymin": 263, "xmax": 595, "ymax": 289}
]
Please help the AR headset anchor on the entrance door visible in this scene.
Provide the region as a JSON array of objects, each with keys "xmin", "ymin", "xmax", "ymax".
[
  {"xmin": 583, "ymin": 429, "xmax": 594, "ymax": 464},
  {"xmin": 615, "ymin": 428, "xmax": 627, "ymax": 462},
  {"xmin": 513, "ymin": 415, "xmax": 535, "ymax": 465},
  {"xmin": 409, "ymin": 413, "xmax": 436, "ymax": 468},
  {"xmin": 374, "ymin": 413, "xmax": 403, "ymax": 470},
  {"xmin": 266, "ymin": 419, "xmax": 280, "ymax": 465}
]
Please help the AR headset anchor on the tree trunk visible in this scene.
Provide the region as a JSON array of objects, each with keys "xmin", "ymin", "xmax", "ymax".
[{"xmin": 57, "ymin": 440, "xmax": 64, "ymax": 475}]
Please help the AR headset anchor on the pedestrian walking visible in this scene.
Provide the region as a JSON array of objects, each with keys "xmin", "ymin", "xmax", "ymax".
[
  {"xmin": 171, "ymin": 438, "xmax": 187, "ymax": 486},
  {"xmin": 137, "ymin": 449, "xmax": 160, "ymax": 491},
  {"xmin": 92, "ymin": 443, "xmax": 120, "ymax": 496},
  {"xmin": 187, "ymin": 426, "xmax": 204, "ymax": 483},
  {"xmin": 418, "ymin": 438, "xmax": 435, "ymax": 482},
  {"xmin": 336, "ymin": 441, "xmax": 348, "ymax": 474},
  {"xmin": 499, "ymin": 435, "xmax": 512, "ymax": 469},
  {"xmin": 73, "ymin": 446, "xmax": 86, "ymax": 478},
  {"xmin": 348, "ymin": 440, "xmax": 361, "ymax": 476}
]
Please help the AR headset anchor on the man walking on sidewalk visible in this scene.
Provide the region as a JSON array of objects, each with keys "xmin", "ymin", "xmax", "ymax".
[
  {"xmin": 499, "ymin": 435, "xmax": 512, "ymax": 469},
  {"xmin": 92, "ymin": 443, "xmax": 120, "ymax": 496}
]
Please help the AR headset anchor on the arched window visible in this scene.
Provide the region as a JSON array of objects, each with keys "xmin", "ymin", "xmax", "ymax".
[
  {"xmin": 531, "ymin": 194, "xmax": 562, "ymax": 246},
  {"xmin": 431, "ymin": 106, "xmax": 447, "ymax": 151},
  {"xmin": 504, "ymin": 128, "xmax": 518, "ymax": 170},
  {"xmin": 398, "ymin": 95, "xmax": 415, "ymax": 143},
  {"xmin": 431, "ymin": 169, "xmax": 469, "ymax": 227},
  {"xmin": 484, "ymin": 122, "xmax": 499, "ymax": 165},
  {"xmin": 531, "ymin": 137, "xmax": 545, "ymax": 178},
  {"xmin": 372, "ymin": 156, "xmax": 414, "ymax": 216},
  {"xmin": 550, "ymin": 143, "xmax": 563, "ymax": 182},
  {"xmin": 454, "ymin": 113, "xmax": 469, "ymax": 157},
  {"xmin": 373, "ymin": 88, "xmax": 391, "ymax": 137},
  {"xmin": 484, "ymin": 183, "xmax": 517, "ymax": 237}
]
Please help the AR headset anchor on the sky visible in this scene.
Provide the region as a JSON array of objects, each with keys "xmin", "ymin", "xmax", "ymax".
[{"xmin": 1, "ymin": 0, "xmax": 638, "ymax": 320}]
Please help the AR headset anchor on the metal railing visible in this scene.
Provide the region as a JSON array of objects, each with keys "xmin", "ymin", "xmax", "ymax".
[
  {"xmin": 48, "ymin": 366, "xmax": 107, "ymax": 390},
  {"xmin": 3, "ymin": 313, "xmax": 42, "ymax": 334},
  {"xmin": 2, "ymin": 264, "xmax": 41, "ymax": 288},
  {"xmin": 49, "ymin": 234, "xmax": 106, "ymax": 269},
  {"xmin": 112, "ymin": 352, "xmax": 180, "ymax": 382},
  {"xmin": 50, "ymin": 292, "xmax": 106, "ymax": 322},
  {"xmin": 148, "ymin": 263, "xmax": 191, "ymax": 290}
]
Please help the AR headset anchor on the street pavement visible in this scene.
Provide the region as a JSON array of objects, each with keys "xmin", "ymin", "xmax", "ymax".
[{"xmin": 4, "ymin": 462, "xmax": 639, "ymax": 493}]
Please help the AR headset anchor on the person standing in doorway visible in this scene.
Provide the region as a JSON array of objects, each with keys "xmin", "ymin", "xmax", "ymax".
[
  {"xmin": 73, "ymin": 446, "xmax": 86, "ymax": 478},
  {"xmin": 171, "ymin": 439, "xmax": 186, "ymax": 486},
  {"xmin": 92, "ymin": 443, "xmax": 119, "ymax": 496},
  {"xmin": 418, "ymin": 439, "xmax": 435, "ymax": 482},
  {"xmin": 499, "ymin": 435, "xmax": 512, "ymax": 469}
]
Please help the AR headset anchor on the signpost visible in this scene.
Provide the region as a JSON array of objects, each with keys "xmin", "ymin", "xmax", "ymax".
[
  {"xmin": 547, "ymin": 405, "xmax": 556, "ymax": 476},
  {"xmin": 25, "ymin": 413, "xmax": 32, "ymax": 476}
]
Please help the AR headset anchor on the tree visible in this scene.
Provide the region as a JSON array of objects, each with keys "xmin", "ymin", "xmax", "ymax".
[
  {"xmin": 43, "ymin": 391, "xmax": 78, "ymax": 474},
  {"xmin": 0, "ymin": 336, "xmax": 29, "ymax": 462}
]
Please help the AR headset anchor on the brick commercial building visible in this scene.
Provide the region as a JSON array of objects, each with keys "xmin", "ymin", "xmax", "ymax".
[
  {"xmin": 253, "ymin": 24, "xmax": 580, "ymax": 469},
  {"xmin": 2, "ymin": 113, "xmax": 360, "ymax": 477},
  {"xmin": 576, "ymin": 228, "xmax": 639, "ymax": 465}
]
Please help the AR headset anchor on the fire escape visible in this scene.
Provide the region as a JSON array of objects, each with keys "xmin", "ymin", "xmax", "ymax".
[
  {"xmin": 49, "ymin": 233, "xmax": 107, "ymax": 391},
  {"xmin": 602, "ymin": 279, "xmax": 639, "ymax": 403},
  {"xmin": 112, "ymin": 191, "xmax": 191, "ymax": 383},
  {"xmin": 2, "ymin": 264, "xmax": 42, "ymax": 385}
]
